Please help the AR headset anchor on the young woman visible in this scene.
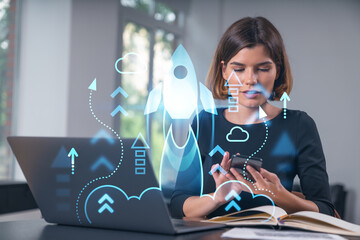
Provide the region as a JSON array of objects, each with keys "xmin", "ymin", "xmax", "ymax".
[{"xmin": 170, "ymin": 17, "xmax": 334, "ymax": 219}]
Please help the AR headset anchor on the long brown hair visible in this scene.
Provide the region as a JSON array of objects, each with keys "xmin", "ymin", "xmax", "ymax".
[{"xmin": 206, "ymin": 17, "xmax": 293, "ymax": 100}]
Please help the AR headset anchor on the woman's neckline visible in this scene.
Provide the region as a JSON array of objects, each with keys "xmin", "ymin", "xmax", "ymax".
[{"xmin": 219, "ymin": 107, "xmax": 284, "ymax": 126}]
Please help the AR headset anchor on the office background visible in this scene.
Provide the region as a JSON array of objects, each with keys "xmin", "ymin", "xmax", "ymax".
[{"xmin": 0, "ymin": 0, "xmax": 359, "ymax": 224}]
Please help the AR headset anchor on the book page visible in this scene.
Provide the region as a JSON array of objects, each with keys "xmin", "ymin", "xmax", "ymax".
[
  {"xmin": 222, "ymin": 227, "xmax": 346, "ymax": 240},
  {"xmin": 285, "ymin": 211, "xmax": 360, "ymax": 233},
  {"xmin": 205, "ymin": 205, "xmax": 286, "ymax": 224}
]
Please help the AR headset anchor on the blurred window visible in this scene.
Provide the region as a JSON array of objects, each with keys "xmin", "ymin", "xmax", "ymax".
[{"xmin": 118, "ymin": 0, "xmax": 186, "ymax": 178}]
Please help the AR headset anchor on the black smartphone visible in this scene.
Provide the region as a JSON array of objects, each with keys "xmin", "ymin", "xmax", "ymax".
[{"xmin": 230, "ymin": 154, "xmax": 263, "ymax": 181}]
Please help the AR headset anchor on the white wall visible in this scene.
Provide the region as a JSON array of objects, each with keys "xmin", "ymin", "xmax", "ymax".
[
  {"xmin": 185, "ymin": 0, "xmax": 360, "ymax": 224},
  {"xmin": 15, "ymin": 0, "xmax": 72, "ymax": 179}
]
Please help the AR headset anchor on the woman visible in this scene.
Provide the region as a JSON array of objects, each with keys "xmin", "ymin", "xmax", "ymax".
[{"xmin": 170, "ymin": 16, "xmax": 334, "ymax": 219}]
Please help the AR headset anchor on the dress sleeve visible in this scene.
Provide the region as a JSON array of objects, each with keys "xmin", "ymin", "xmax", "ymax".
[
  {"xmin": 169, "ymin": 113, "xmax": 203, "ymax": 218},
  {"xmin": 296, "ymin": 112, "xmax": 335, "ymax": 216}
]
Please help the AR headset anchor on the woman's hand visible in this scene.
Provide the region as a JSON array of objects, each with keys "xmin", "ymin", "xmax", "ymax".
[
  {"xmin": 211, "ymin": 152, "xmax": 244, "ymax": 206},
  {"xmin": 230, "ymin": 166, "xmax": 285, "ymax": 199}
]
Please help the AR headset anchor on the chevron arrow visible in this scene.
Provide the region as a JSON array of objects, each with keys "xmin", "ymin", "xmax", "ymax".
[
  {"xmin": 111, "ymin": 86, "xmax": 128, "ymax": 98},
  {"xmin": 98, "ymin": 193, "xmax": 114, "ymax": 205},
  {"xmin": 90, "ymin": 156, "xmax": 115, "ymax": 172},
  {"xmin": 225, "ymin": 200, "xmax": 241, "ymax": 212},
  {"xmin": 98, "ymin": 203, "xmax": 114, "ymax": 214},
  {"xmin": 225, "ymin": 190, "xmax": 241, "ymax": 201},
  {"xmin": 209, "ymin": 145, "xmax": 225, "ymax": 157},
  {"xmin": 111, "ymin": 105, "xmax": 128, "ymax": 117}
]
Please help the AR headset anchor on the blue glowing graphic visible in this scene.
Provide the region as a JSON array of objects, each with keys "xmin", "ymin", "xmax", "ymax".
[
  {"xmin": 98, "ymin": 194, "xmax": 114, "ymax": 214},
  {"xmin": 135, "ymin": 150, "xmax": 145, "ymax": 157},
  {"xmin": 208, "ymin": 164, "xmax": 227, "ymax": 176},
  {"xmin": 51, "ymin": 146, "xmax": 71, "ymax": 168},
  {"xmin": 68, "ymin": 147, "xmax": 78, "ymax": 175},
  {"xmin": 90, "ymin": 156, "xmax": 115, "ymax": 172},
  {"xmin": 111, "ymin": 86, "xmax": 128, "ymax": 99},
  {"xmin": 224, "ymin": 70, "xmax": 243, "ymax": 86},
  {"xmin": 110, "ymin": 105, "xmax": 128, "ymax": 117},
  {"xmin": 228, "ymin": 87, "xmax": 239, "ymax": 95},
  {"xmin": 226, "ymin": 126, "xmax": 250, "ymax": 143},
  {"xmin": 271, "ymin": 132, "xmax": 297, "ymax": 157},
  {"xmin": 115, "ymin": 52, "xmax": 147, "ymax": 74},
  {"xmin": 199, "ymin": 82, "xmax": 217, "ymax": 115},
  {"xmin": 135, "ymin": 168, "xmax": 146, "ymax": 175},
  {"xmin": 224, "ymin": 190, "xmax": 241, "ymax": 212},
  {"xmin": 131, "ymin": 132, "xmax": 150, "ymax": 149},
  {"xmin": 259, "ymin": 106, "xmax": 267, "ymax": 119},
  {"xmin": 159, "ymin": 126, "xmax": 203, "ymax": 199},
  {"xmin": 88, "ymin": 78, "xmax": 97, "ymax": 91},
  {"xmin": 56, "ymin": 174, "xmax": 70, "ymax": 183},
  {"xmin": 145, "ymin": 44, "xmax": 217, "ymax": 119},
  {"xmin": 208, "ymin": 145, "xmax": 225, "ymax": 157},
  {"xmin": 84, "ymin": 185, "xmax": 161, "ymax": 224},
  {"xmin": 144, "ymin": 83, "xmax": 162, "ymax": 115},
  {"xmin": 90, "ymin": 129, "xmax": 115, "ymax": 145},
  {"xmin": 280, "ymin": 92, "xmax": 290, "ymax": 119},
  {"xmin": 76, "ymin": 80, "xmax": 125, "ymax": 224},
  {"xmin": 201, "ymin": 180, "xmax": 275, "ymax": 222}
]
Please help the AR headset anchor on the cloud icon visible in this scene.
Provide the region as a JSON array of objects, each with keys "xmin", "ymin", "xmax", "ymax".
[
  {"xmin": 84, "ymin": 185, "xmax": 160, "ymax": 225},
  {"xmin": 226, "ymin": 126, "xmax": 249, "ymax": 142},
  {"xmin": 115, "ymin": 52, "xmax": 147, "ymax": 74},
  {"xmin": 201, "ymin": 180, "xmax": 275, "ymax": 223}
]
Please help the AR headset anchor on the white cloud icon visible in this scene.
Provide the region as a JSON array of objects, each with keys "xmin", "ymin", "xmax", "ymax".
[{"xmin": 226, "ymin": 126, "xmax": 249, "ymax": 142}]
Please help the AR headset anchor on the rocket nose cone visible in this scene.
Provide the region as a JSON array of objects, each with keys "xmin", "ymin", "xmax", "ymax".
[{"xmin": 174, "ymin": 65, "xmax": 187, "ymax": 79}]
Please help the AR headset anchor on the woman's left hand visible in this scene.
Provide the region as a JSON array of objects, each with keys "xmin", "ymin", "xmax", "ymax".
[{"xmin": 230, "ymin": 165, "xmax": 286, "ymax": 199}]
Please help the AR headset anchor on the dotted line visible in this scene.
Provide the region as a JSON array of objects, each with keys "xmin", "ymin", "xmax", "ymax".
[
  {"xmin": 241, "ymin": 119, "xmax": 275, "ymax": 197},
  {"xmin": 283, "ymin": 109, "xmax": 287, "ymax": 119},
  {"xmin": 75, "ymin": 90, "xmax": 124, "ymax": 224}
]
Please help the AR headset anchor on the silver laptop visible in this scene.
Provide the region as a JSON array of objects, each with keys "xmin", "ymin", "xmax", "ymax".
[{"xmin": 7, "ymin": 136, "xmax": 225, "ymax": 234}]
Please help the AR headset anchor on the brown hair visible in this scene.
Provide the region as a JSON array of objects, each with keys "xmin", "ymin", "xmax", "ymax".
[{"xmin": 206, "ymin": 17, "xmax": 293, "ymax": 100}]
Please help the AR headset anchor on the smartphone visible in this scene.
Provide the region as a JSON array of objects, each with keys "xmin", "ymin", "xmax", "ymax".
[{"xmin": 230, "ymin": 154, "xmax": 263, "ymax": 181}]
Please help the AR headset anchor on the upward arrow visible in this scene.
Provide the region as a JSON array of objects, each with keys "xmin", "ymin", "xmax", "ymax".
[
  {"xmin": 89, "ymin": 78, "xmax": 97, "ymax": 91},
  {"xmin": 98, "ymin": 193, "xmax": 114, "ymax": 205},
  {"xmin": 280, "ymin": 92, "xmax": 290, "ymax": 109},
  {"xmin": 225, "ymin": 190, "xmax": 241, "ymax": 201},
  {"xmin": 68, "ymin": 148, "xmax": 78, "ymax": 165}
]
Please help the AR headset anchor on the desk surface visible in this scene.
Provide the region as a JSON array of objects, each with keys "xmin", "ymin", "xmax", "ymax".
[
  {"xmin": 1, "ymin": 219, "xmax": 360, "ymax": 240},
  {"xmin": 0, "ymin": 219, "xmax": 227, "ymax": 240}
]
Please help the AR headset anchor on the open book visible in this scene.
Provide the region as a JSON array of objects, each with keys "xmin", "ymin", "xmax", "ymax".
[{"xmin": 204, "ymin": 206, "xmax": 360, "ymax": 237}]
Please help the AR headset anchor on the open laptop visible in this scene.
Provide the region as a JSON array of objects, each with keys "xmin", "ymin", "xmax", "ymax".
[{"xmin": 7, "ymin": 136, "xmax": 225, "ymax": 234}]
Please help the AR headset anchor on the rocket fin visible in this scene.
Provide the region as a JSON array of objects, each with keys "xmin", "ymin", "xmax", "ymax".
[
  {"xmin": 199, "ymin": 82, "xmax": 217, "ymax": 115},
  {"xmin": 144, "ymin": 82, "xmax": 162, "ymax": 115}
]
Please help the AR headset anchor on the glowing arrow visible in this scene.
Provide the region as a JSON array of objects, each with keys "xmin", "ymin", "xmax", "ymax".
[
  {"xmin": 68, "ymin": 148, "xmax": 78, "ymax": 175},
  {"xmin": 280, "ymin": 92, "xmax": 290, "ymax": 109}
]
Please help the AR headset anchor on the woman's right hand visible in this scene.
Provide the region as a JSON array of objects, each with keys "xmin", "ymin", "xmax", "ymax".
[{"xmin": 210, "ymin": 152, "xmax": 244, "ymax": 206}]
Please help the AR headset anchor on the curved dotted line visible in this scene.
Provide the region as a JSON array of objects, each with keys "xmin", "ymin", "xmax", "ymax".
[
  {"xmin": 241, "ymin": 119, "xmax": 275, "ymax": 197},
  {"xmin": 75, "ymin": 90, "xmax": 124, "ymax": 224}
]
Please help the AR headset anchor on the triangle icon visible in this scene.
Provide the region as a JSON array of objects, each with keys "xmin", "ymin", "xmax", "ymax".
[
  {"xmin": 224, "ymin": 70, "xmax": 243, "ymax": 87},
  {"xmin": 259, "ymin": 106, "xmax": 267, "ymax": 119},
  {"xmin": 271, "ymin": 132, "xmax": 297, "ymax": 156},
  {"xmin": 131, "ymin": 132, "xmax": 150, "ymax": 149},
  {"xmin": 51, "ymin": 146, "xmax": 71, "ymax": 168},
  {"xmin": 88, "ymin": 78, "xmax": 97, "ymax": 91}
]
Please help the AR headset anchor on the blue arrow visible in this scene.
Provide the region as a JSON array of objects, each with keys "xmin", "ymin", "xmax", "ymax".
[
  {"xmin": 91, "ymin": 129, "xmax": 115, "ymax": 145},
  {"xmin": 98, "ymin": 203, "xmax": 114, "ymax": 214},
  {"xmin": 209, "ymin": 164, "xmax": 227, "ymax": 175},
  {"xmin": 111, "ymin": 105, "xmax": 128, "ymax": 117},
  {"xmin": 90, "ymin": 156, "xmax": 115, "ymax": 172},
  {"xmin": 280, "ymin": 92, "xmax": 290, "ymax": 109},
  {"xmin": 89, "ymin": 78, "xmax": 97, "ymax": 91},
  {"xmin": 98, "ymin": 193, "xmax": 114, "ymax": 204},
  {"xmin": 68, "ymin": 148, "xmax": 78, "ymax": 175},
  {"xmin": 225, "ymin": 200, "xmax": 241, "ymax": 212},
  {"xmin": 111, "ymin": 86, "xmax": 128, "ymax": 98},
  {"xmin": 209, "ymin": 145, "xmax": 225, "ymax": 157},
  {"xmin": 225, "ymin": 190, "xmax": 241, "ymax": 201}
]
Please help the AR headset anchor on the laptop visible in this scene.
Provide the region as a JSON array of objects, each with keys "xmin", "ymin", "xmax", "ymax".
[{"xmin": 7, "ymin": 136, "xmax": 225, "ymax": 234}]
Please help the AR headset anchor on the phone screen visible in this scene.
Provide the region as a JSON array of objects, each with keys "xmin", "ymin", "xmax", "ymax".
[{"xmin": 230, "ymin": 155, "xmax": 263, "ymax": 181}]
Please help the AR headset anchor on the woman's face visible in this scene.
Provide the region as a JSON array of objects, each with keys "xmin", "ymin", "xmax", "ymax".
[{"xmin": 222, "ymin": 44, "xmax": 278, "ymax": 108}]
